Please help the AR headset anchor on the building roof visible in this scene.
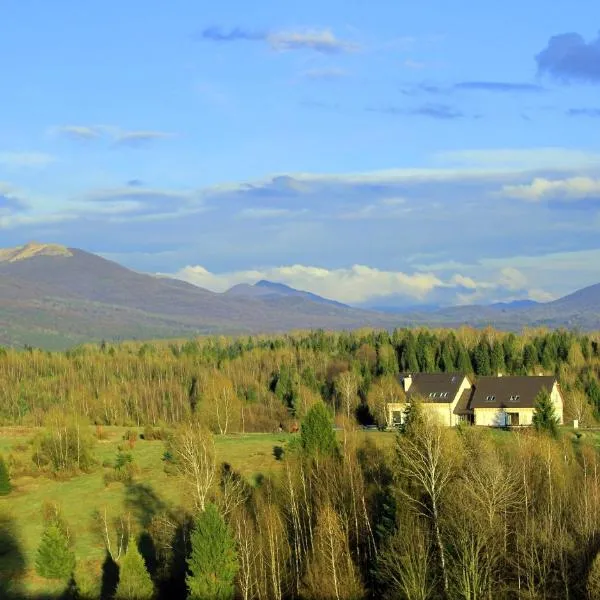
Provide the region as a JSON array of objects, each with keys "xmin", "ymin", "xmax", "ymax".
[
  {"xmin": 469, "ymin": 376, "xmax": 558, "ymax": 409},
  {"xmin": 454, "ymin": 388, "xmax": 474, "ymax": 415},
  {"xmin": 402, "ymin": 372, "xmax": 469, "ymax": 404}
]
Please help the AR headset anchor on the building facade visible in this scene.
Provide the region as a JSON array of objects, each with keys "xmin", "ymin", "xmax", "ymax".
[{"xmin": 387, "ymin": 373, "xmax": 564, "ymax": 429}]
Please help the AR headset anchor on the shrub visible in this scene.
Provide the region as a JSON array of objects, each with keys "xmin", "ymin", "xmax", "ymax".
[
  {"xmin": 32, "ymin": 415, "xmax": 95, "ymax": 473},
  {"xmin": 141, "ymin": 425, "xmax": 166, "ymax": 441},
  {"xmin": 103, "ymin": 451, "xmax": 139, "ymax": 485}
]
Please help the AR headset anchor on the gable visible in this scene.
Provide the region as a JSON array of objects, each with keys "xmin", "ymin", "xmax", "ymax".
[{"xmin": 403, "ymin": 372, "xmax": 470, "ymax": 404}]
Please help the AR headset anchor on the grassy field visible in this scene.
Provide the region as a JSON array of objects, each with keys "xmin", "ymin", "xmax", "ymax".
[
  {"xmin": 0, "ymin": 426, "xmax": 396, "ymax": 596},
  {"xmin": 1, "ymin": 425, "xmax": 596, "ymax": 597}
]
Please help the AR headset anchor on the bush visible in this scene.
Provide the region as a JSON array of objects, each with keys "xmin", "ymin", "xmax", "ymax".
[
  {"xmin": 32, "ymin": 416, "xmax": 95, "ymax": 473},
  {"xmin": 104, "ymin": 451, "xmax": 139, "ymax": 485},
  {"xmin": 141, "ymin": 425, "xmax": 166, "ymax": 441}
]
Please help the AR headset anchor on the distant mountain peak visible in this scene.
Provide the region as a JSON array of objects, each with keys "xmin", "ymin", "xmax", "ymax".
[{"xmin": 0, "ymin": 241, "xmax": 72, "ymax": 263}]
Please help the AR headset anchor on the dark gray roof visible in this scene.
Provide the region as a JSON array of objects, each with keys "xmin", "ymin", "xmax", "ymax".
[
  {"xmin": 402, "ymin": 372, "xmax": 469, "ymax": 404},
  {"xmin": 454, "ymin": 388, "xmax": 474, "ymax": 415},
  {"xmin": 469, "ymin": 376, "xmax": 558, "ymax": 409}
]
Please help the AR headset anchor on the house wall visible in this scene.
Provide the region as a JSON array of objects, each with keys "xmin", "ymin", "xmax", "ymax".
[
  {"xmin": 387, "ymin": 403, "xmax": 406, "ymax": 426},
  {"xmin": 386, "ymin": 376, "xmax": 472, "ymax": 427},
  {"xmin": 551, "ymin": 383, "xmax": 564, "ymax": 424},
  {"xmin": 474, "ymin": 407, "xmax": 535, "ymax": 427}
]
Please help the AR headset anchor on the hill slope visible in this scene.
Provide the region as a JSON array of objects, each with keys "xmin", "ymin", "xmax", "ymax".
[
  {"xmin": 0, "ymin": 243, "xmax": 398, "ymax": 348},
  {"xmin": 225, "ymin": 279, "xmax": 348, "ymax": 308}
]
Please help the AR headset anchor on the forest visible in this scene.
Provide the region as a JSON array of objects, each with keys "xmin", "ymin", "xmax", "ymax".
[{"xmin": 2, "ymin": 326, "xmax": 600, "ymax": 599}]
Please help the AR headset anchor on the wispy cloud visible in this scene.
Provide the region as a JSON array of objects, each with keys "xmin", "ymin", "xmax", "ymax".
[
  {"xmin": 269, "ymin": 29, "xmax": 358, "ymax": 53},
  {"xmin": 237, "ymin": 207, "xmax": 307, "ymax": 219},
  {"xmin": 197, "ymin": 26, "xmax": 359, "ymax": 54},
  {"xmin": 536, "ymin": 31, "xmax": 600, "ymax": 83},
  {"xmin": 301, "ymin": 68, "xmax": 348, "ymax": 81},
  {"xmin": 401, "ymin": 81, "xmax": 544, "ymax": 95},
  {"xmin": 454, "ymin": 81, "xmax": 544, "ymax": 92},
  {"xmin": 567, "ymin": 108, "xmax": 600, "ymax": 117},
  {"xmin": 0, "ymin": 152, "xmax": 56, "ymax": 168},
  {"xmin": 368, "ymin": 103, "xmax": 464, "ymax": 120},
  {"xmin": 49, "ymin": 125, "xmax": 174, "ymax": 148},
  {"xmin": 199, "ymin": 26, "xmax": 266, "ymax": 42},
  {"xmin": 51, "ymin": 125, "xmax": 104, "ymax": 140},
  {"xmin": 501, "ymin": 176, "xmax": 600, "ymax": 202},
  {"xmin": 113, "ymin": 131, "xmax": 175, "ymax": 148}
]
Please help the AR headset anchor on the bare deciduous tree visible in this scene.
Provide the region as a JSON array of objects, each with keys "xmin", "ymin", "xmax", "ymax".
[{"xmin": 169, "ymin": 423, "xmax": 216, "ymax": 511}]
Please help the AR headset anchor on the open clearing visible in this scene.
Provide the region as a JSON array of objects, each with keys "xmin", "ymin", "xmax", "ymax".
[{"xmin": 0, "ymin": 426, "xmax": 396, "ymax": 595}]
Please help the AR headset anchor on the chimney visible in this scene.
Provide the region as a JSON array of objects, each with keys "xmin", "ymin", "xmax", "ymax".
[{"xmin": 403, "ymin": 374, "xmax": 413, "ymax": 392}]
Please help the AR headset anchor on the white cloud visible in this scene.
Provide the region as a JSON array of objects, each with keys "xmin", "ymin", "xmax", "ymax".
[
  {"xmin": 501, "ymin": 176, "xmax": 600, "ymax": 201},
  {"xmin": 114, "ymin": 131, "xmax": 175, "ymax": 147},
  {"xmin": 0, "ymin": 153, "xmax": 56, "ymax": 168},
  {"xmin": 267, "ymin": 29, "xmax": 359, "ymax": 53},
  {"xmin": 301, "ymin": 67, "xmax": 348, "ymax": 80},
  {"xmin": 434, "ymin": 147, "xmax": 600, "ymax": 170},
  {"xmin": 173, "ymin": 263, "xmax": 444, "ymax": 303},
  {"xmin": 51, "ymin": 125, "xmax": 104, "ymax": 140},
  {"xmin": 237, "ymin": 207, "xmax": 306, "ymax": 219},
  {"xmin": 47, "ymin": 125, "xmax": 174, "ymax": 147}
]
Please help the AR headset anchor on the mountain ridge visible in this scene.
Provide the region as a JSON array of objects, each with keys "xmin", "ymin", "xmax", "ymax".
[{"xmin": 2, "ymin": 242, "xmax": 600, "ymax": 349}]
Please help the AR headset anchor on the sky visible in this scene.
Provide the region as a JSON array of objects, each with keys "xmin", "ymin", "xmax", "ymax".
[{"xmin": 2, "ymin": 0, "xmax": 600, "ymax": 307}]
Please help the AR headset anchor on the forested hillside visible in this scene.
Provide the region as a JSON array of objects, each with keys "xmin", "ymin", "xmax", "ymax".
[{"xmin": 1, "ymin": 327, "xmax": 600, "ymax": 428}]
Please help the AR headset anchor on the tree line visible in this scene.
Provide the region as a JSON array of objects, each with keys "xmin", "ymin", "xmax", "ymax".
[{"xmin": 1, "ymin": 327, "xmax": 600, "ymax": 430}]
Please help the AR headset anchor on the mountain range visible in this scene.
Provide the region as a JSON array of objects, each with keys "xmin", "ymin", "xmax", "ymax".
[{"xmin": 1, "ymin": 242, "xmax": 600, "ymax": 349}]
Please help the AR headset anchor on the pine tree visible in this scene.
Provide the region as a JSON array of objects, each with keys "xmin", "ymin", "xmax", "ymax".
[
  {"xmin": 36, "ymin": 524, "xmax": 75, "ymax": 580},
  {"xmin": 456, "ymin": 345, "xmax": 473, "ymax": 374},
  {"xmin": 115, "ymin": 539, "xmax": 154, "ymax": 600},
  {"xmin": 186, "ymin": 503, "xmax": 238, "ymax": 600},
  {"xmin": 0, "ymin": 455, "xmax": 11, "ymax": 496},
  {"xmin": 400, "ymin": 398, "xmax": 425, "ymax": 437},
  {"xmin": 300, "ymin": 402, "xmax": 338, "ymax": 461},
  {"xmin": 532, "ymin": 388, "xmax": 560, "ymax": 438}
]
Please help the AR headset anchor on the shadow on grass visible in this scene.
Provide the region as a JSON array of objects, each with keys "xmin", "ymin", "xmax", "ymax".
[
  {"xmin": 100, "ymin": 551, "xmax": 119, "ymax": 600},
  {"xmin": 0, "ymin": 513, "xmax": 26, "ymax": 599},
  {"xmin": 125, "ymin": 481, "xmax": 166, "ymax": 528}
]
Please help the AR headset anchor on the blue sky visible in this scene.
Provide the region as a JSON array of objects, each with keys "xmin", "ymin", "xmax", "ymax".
[{"xmin": 2, "ymin": 0, "xmax": 600, "ymax": 306}]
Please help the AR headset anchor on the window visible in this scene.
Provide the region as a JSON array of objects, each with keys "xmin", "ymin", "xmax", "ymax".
[
  {"xmin": 485, "ymin": 395, "xmax": 496, "ymax": 402},
  {"xmin": 509, "ymin": 395, "xmax": 520, "ymax": 402}
]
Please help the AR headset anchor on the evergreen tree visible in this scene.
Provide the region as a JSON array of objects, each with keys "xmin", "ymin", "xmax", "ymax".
[
  {"xmin": 187, "ymin": 503, "xmax": 238, "ymax": 600},
  {"xmin": 523, "ymin": 343, "xmax": 538, "ymax": 373},
  {"xmin": 490, "ymin": 341, "xmax": 506, "ymax": 375},
  {"xmin": 400, "ymin": 398, "xmax": 425, "ymax": 437},
  {"xmin": 0, "ymin": 455, "xmax": 11, "ymax": 496},
  {"xmin": 401, "ymin": 336, "xmax": 420, "ymax": 373},
  {"xmin": 115, "ymin": 539, "xmax": 154, "ymax": 600},
  {"xmin": 532, "ymin": 388, "xmax": 560, "ymax": 438},
  {"xmin": 456, "ymin": 345, "xmax": 473, "ymax": 374},
  {"xmin": 36, "ymin": 524, "xmax": 75, "ymax": 580},
  {"xmin": 473, "ymin": 340, "xmax": 491, "ymax": 376},
  {"xmin": 300, "ymin": 402, "xmax": 338, "ymax": 461}
]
